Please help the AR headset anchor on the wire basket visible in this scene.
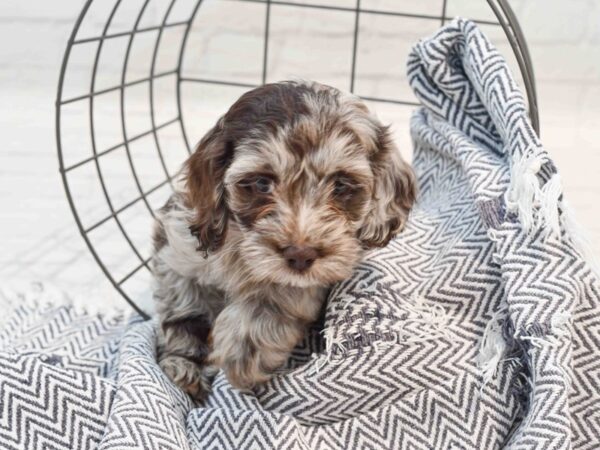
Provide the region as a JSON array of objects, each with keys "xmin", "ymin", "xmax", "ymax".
[{"xmin": 56, "ymin": 0, "xmax": 539, "ymax": 318}]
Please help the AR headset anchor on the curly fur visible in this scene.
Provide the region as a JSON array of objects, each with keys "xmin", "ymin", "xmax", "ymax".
[{"xmin": 153, "ymin": 80, "xmax": 416, "ymax": 399}]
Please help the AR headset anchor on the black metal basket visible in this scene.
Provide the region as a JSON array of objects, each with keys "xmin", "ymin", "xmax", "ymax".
[{"xmin": 56, "ymin": 0, "xmax": 539, "ymax": 319}]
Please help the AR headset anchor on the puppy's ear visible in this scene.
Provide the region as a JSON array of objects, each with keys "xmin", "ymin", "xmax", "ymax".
[
  {"xmin": 358, "ymin": 125, "xmax": 417, "ymax": 248},
  {"xmin": 185, "ymin": 118, "xmax": 234, "ymax": 255}
]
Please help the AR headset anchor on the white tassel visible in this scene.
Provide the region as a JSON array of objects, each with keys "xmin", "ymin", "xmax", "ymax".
[
  {"xmin": 0, "ymin": 279, "xmax": 127, "ymax": 322},
  {"xmin": 505, "ymin": 150, "xmax": 545, "ymax": 232},
  {"xmin": 539, "ymin": 173, "xmax": 563, "ymax": 238},
  {"xmin": 506, "ymin": 150, "xmax": 566, "ymax": 240},
  {"xmin": 477, "ymin": 308, "xmax": 508, "ymax": 385},
  {"xmin": 393, "ymin": 295, "xmax": 451, "ymax": 343},
  {"xmin": 309, "ymin": 326, "xmax": 347, "ymax": 374}
]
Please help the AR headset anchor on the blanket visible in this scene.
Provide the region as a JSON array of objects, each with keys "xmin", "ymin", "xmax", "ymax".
[{"xmin": 1, "ymin": 19, "xmax": 598, "ymax": 449}]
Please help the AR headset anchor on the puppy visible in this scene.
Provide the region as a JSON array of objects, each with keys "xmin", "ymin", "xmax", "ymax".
[{"xmin": 152, "ymin": 80, "xmax": 416, "ymax": 399}]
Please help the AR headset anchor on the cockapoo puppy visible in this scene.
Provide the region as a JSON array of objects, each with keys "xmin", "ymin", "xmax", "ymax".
[{"xmin": 152, "ymin": 80, "xmax": 416, "ymax": 399}]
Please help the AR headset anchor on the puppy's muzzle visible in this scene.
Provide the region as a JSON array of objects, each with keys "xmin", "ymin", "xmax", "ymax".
[{"xmin": 282, "ymin": 245, "xmax": 318, "ymax": 272}]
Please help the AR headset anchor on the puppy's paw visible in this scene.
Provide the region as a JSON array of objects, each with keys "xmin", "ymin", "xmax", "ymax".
[
  {"xmin": 209, "ymin": 346, "xmax": 277, "ymax": 390},
  {"xmin": 159, "ymin": 354, "xmax": 213, "ymax": 400}
]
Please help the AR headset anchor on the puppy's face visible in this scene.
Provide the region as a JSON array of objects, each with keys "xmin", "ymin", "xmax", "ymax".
[
  {"xmin": 224, "ymin": 120, "xmax": 375, "ymax": 288},
  {"xmin": 186, "ymin": 81, "xmax": 416, "ymax": 287}
]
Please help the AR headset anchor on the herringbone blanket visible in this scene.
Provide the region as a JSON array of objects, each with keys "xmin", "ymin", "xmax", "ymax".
[{"xmin": 1, "ymin": 19, "xmax": 598, "ymax": 449}]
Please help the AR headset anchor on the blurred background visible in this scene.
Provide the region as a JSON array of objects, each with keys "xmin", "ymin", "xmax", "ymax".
[{"xmin": 1, "ymin": 0, "xmax": 599, "ymax": 311}]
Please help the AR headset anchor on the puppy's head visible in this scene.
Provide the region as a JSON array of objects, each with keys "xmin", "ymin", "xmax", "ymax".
[{"xmin": 185, "ymin": 81, "xmax": 416, "ymax": 287}]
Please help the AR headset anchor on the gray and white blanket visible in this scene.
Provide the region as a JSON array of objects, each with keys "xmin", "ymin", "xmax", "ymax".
[{"xmin": 1, "ymin": 19, "xmax": 599, "ymax": 449}]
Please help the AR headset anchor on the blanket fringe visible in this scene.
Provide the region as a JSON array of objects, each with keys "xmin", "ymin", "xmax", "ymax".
[
  {"xmin": 505, "ymin": 150, "xmax": 563, "ymax": 238},
  {"xmin": 309, "ymin": 295, "xmax": 450, "ymax": 375},
  {"xmin": 0, "ymin": 279, "xmax": 128, "ymax": 323},
  {"xmin": 309, "ymin": 327, "xmax": 347, "ymax": 375},
  {"xmin": 539, "ymin": 173, "xmax": 562, "ymax": 238},
  {"xmin": 393, "ymin": 295, "xmax": 451, "ymax": 343},
  {"xmin": 477, "ymin": 307, "xmax": 508, "ymax": 385},
  {"xmin": 505, "ymin": 150, "xmax": 546, "ymax": 233},
  {"xmin": 477, "ymin": 308, "xmax": 571, "ymax": 390},
  {"xmin": 504, "ymin": 151, "xmax": 599, "ymax": 277},
  {"xmin": 311, "ymin": 296, "xmax": 451, "ymax": 375}
]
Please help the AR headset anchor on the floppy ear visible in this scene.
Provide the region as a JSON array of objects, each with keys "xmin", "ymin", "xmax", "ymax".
[
  {"xmin": 358, "ymin": 126, "xmax": 417, "ymax": 248},
  {"xmin": 185, "ymin": 118, "xmax": 234, "ymax": 255}
]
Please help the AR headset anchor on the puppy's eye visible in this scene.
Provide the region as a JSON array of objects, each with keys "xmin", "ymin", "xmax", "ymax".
[
  {"xmin": 240, "ymin": 176, "xmax": 273, "ymax": 194},
  {"xmin": 238, "ymin": 175, "xmax": 275, "ymax": 195},
  {"xmin": 332, "ymin": 176, "xmax": 357, "ymax": 198},
  {"xmin": 333, "ymin": 179, "xmax": 351, "ymax": 196},
  {"xmin": 254, "ymin": 176, "xmax": 273, "ymax": 194}
]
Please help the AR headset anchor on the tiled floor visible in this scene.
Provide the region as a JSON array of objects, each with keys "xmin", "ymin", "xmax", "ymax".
[{"xmin": 1, "ymin": 0, "xmax": 599, "ymax": 313}]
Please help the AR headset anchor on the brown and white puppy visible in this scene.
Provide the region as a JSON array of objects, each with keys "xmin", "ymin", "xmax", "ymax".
[{"xmin": 152, "ymin": 80, "xmax": 416, "ymax": 399}]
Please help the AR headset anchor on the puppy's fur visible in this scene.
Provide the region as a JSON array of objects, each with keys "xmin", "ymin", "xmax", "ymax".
[{"xmin": 153, "ymin": 81, "xmax": 416, "ymax": 399}]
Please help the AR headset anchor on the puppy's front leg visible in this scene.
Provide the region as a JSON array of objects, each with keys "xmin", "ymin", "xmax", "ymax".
[
  {"xmin": 155, "ymin": 278, "xmax": 224, "ymax": 400},
  {"xmin": 208, "ymin": 298, "xmax": 307, "ymax": 390},
  {"xmin": 158, "ymin": 315, "xmax": 216, "ymax": 400}
]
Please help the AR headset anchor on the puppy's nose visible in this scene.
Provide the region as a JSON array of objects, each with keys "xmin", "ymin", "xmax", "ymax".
[{"xmin": 282, "ymin": 245, "xmax": 318, "ymax": 272}]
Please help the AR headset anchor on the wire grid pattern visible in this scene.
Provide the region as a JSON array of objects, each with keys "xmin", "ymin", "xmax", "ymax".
[{"xmin": 56, "ymin": 0, "xmax": 538, "ymax": 318}]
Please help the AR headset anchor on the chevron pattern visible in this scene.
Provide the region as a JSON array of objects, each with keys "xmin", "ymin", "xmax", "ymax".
[
  {"xmin": 0, "ymin": 281, "xmax": 125, "ymax": 450},
  {"xmin": 1, "ymin": 19, "xmax": 599, "ymax": 449}
]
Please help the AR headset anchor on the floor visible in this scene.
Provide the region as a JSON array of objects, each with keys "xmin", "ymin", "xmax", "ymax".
[{"xmin": 1, "ymin": 0, "xmax": 599, "ymax": 313}]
